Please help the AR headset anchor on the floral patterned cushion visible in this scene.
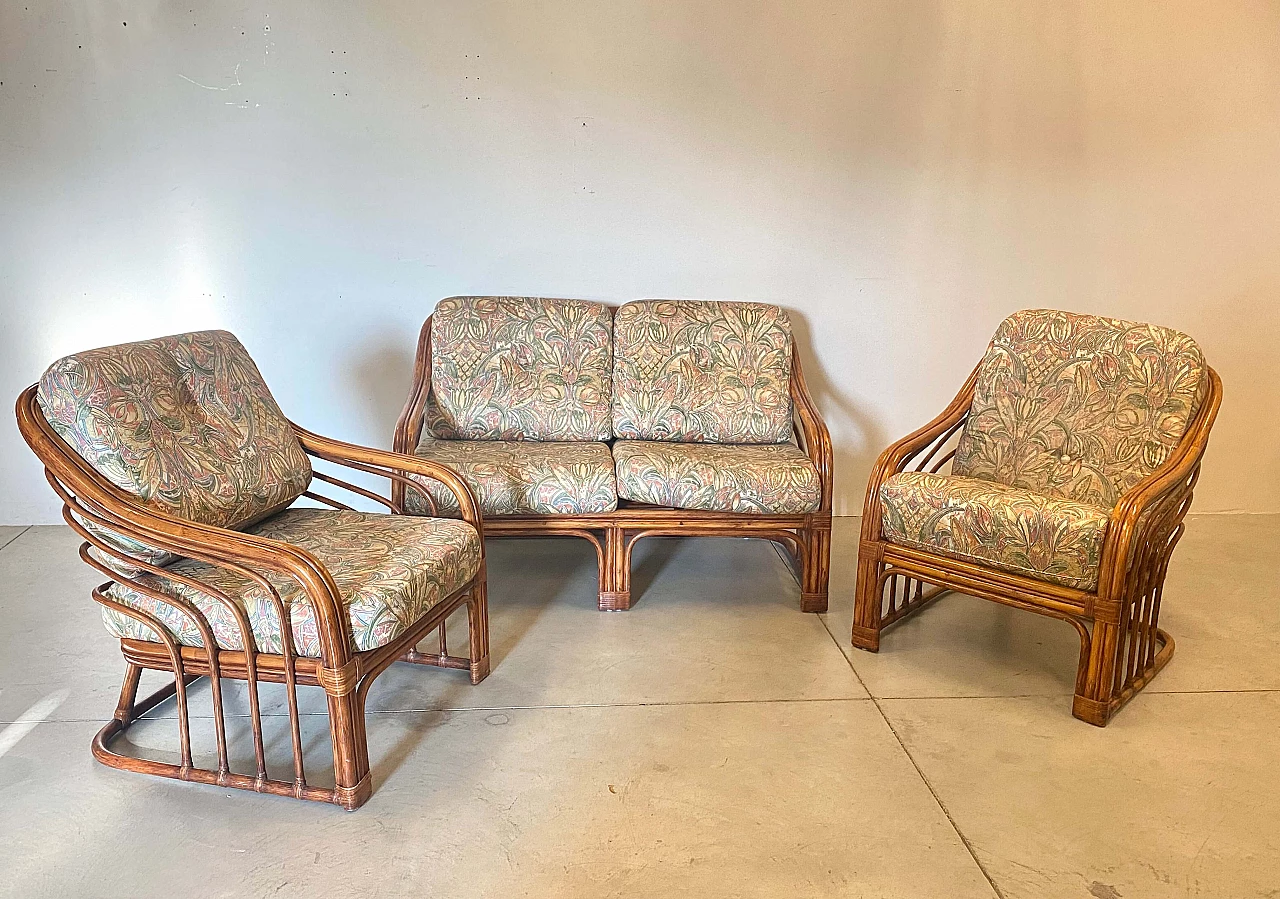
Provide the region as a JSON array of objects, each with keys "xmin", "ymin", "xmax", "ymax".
[
  {"xmin": 103, "ymin": 509, "xmax": 481, "ymax": 657},
  {"xmin": 612, "ymin": 300, "xmax": 795, "ymax": 444},
  {"xmin": 879, "ymin": 471, "xmax": 1110, "ymax": 591},
  {"xmin": 426, "ymin": 296, "xmax": 614, "ymax": 441},
  {"xmin": 81, "ymin": 517, "xmax": 178, "ymax": 579},
  {"xmin": 37, "ymin": 330, "xmax": 312, "ymax": 532},
  {"xmin": 406, "ymin": 438, "xmax": 618, "ymax": 517},
  {"xmin": 953, "ymin": 309, "xmax": 1208, "ymax": 508},
  {"xmin": 612, "ymin": 441, "xmax": 821, "ymax": 514}
]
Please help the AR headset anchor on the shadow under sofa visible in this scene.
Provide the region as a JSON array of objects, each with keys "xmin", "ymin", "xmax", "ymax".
[{"xmin": 391, "ymin": 296, "xmax": 834, "ymax": 612}]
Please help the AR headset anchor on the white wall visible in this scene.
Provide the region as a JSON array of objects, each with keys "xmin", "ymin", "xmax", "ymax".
[{"xmin": 3, "ymin": 1, "xmax": 1278, "ymax": 523}]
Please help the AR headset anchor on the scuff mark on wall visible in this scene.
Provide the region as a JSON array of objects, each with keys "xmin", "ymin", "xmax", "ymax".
[
  {"xmin": 177, "ymin": 61, "xmax": 241, "ymax": 92},
  {"xmin": 177, "ymin": 62, "xmax": 257, "ymax": 108}
]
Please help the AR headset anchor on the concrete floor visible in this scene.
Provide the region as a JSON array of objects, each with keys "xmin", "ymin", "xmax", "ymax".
[{"xmin": 0, "ymin": 515, "xmax": 1277, "ymax": 898}]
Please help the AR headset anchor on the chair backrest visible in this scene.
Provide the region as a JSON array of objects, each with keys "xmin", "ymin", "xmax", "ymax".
[
  {"xmin": 36, "ymin": 330, "xmax": 311, "ymax": 530},
  {"xmin": 425, "ymin": 296, "xmax": 614, "ymax": 441},
  {"xmin": 953, "ymin": 309, "xmax": 1208, "ymax": 508},
  {"xmin": 611, "ymin": 300, "xmax": 795, "ymax": 443}
]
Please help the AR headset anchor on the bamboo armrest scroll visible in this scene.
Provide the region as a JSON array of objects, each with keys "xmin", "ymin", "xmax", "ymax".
[
  {"xmin": 393, "ymin": 316, "xmax": 434, "ymax": 457},
  {"xmin": 1098, "ymin": 367, "xmax": 1223, "ymax": 598},
  {"xmin": 292, "ymin": 425, "xmax": 485, "ymax": 541},
  {"xmin": 789, "ymin": 352, "xmax": 834, "ymax": 511},
  {"xmin": 858, "ymin": 365, "xmax": 980, "ymax": 540},
  {"xmin": 17, "ymin": 384, "xmax": 356, "ymax": 665}
]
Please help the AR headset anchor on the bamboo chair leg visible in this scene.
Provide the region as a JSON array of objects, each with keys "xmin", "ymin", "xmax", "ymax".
[
  {"xmin": 325, "ymin": 684, "xmax": 372, "ymax": 811},
  {"xmin": 850, "ymin": 552, "xmax": 884, "ymax": 651},
  {"xmin": 1073, "ymin": 620, "xmax": 1121, "ymax": 726},
  {"xmin": 800, "ymin": 519, "xmax": 831, "ymax": 613},
  {"xmin": 468, "ymin": 581, "xmax": 491, "ymax": 684},
  {"xmin": 1071, "ymin": 617, "xmax": 1176, "ymax": 727},
  {"xmin": 599, "ymin": 526, "xmax": 632, "ymax": 611},
  {"xmin": 114, "ymin": 662, "xmax": 144, "ymax": 724}
]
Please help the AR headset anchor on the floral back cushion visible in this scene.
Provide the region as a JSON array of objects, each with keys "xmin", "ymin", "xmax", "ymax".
[
  {"xmin": 426, "ymin": 296, "xmax": 614, "ymax": 441},
  {"xmin": 611, "ymin": 300, "xmax": 795, "ymax": 443},
  {"xmin": 37, "ymin": 330, "xmax": 312, "ymax": 531},
  {"xmin": 953, "ymin": 309, "xmax": 1208, "ymax": 508}
]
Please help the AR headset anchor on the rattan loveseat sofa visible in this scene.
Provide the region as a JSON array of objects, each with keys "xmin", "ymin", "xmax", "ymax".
[{"xmin": 391, "ymin": 297, "xmax": 834, "ymax": 612}]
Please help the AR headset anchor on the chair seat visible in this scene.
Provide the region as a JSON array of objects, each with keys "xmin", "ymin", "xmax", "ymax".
[
  {"xmin": 612, "ymin": 440, "xmax": 822, "ymax": 514},
  {"xmin": 103, "ymin": 509, "xmax": 482, "ymax": 658},
  {"xmin": 879, "ymin": 472, "xmax": 1110, "ymax": 591},
  {"xmin": 406, "ymin": 438, "xmax": 618, "ymax": 516}
]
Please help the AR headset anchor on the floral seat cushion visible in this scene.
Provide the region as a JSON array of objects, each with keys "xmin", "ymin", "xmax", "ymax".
[
  {"xmin": 612, "ymin": 300, "xmax": 795, "ymax": 444},
  {"xmin": 406, "ymin": 438, "xmax": 618, "ymax": 517},
  {"xmin": 427, "ymin": 296, "xmax": 614, "ymax": 441},
  {"xmin": 612, "ymin": 441, "xmax": 821, "ymax": 514},
  {"xmin": 953, "ymin": 309, "xmax": 1208, "ymax": 508},
  {"xmin": 879, "ymin": 471, "xmax": 1110, "ymax": 591},
  {"xmin": 103, "ymin": 509, "xmax": 481, "ymax": 657}
]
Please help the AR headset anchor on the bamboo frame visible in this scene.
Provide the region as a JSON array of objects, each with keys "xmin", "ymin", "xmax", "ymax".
[
  {"xmin": 15, "ymin": 386, "xmax": 491, "ymax": 810},
  {"xmin": 392, "ymin": 310, "xmax": 835, "ymax": 612},
  {"xmin": 851, "ymin": 363, "xmax": 1223, "ymax": 726}
]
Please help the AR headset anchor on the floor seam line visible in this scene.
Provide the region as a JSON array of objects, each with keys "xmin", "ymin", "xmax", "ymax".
[
  {"xmin": 872, "ymin": 693, "xmax": 1007, "ymax": 899},
  {"xmin": 818, "ymin": 610, "xmax": 1007, "ymax": 899},
  {"xmin": 0, "ymin": 695, "xmax": 879, "ymax": 725},
  {"xmin": 0, "ymin": 525, "xmax": 32, "ymax": 554},
  {"xmin": 21, "ymin": 685, "xmax": 1276, "ymax": 726},
  {"xmin": 877, "ymin": 688, "xmax": 1280, "ymax": 701}
]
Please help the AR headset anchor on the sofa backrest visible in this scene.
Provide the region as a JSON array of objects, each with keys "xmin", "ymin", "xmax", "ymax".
[
  {"xmin": 37, "ymin": 330, "xmax": 312, "ymax": 530},
  {"xmin": 611, "ymin": 300, "xmax": 795, "ymax": 443},
  {"xmin": 953, "ymin": 308, "xmax": 1208, "ymax": 509},
  {"xmin": 426, "ymin": 296, "xmax": 614, "ymax": 442}
]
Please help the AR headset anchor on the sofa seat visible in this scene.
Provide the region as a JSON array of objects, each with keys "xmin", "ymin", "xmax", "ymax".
[
  {"xmin": 612, "ymin": 440, "xmax": 822, "ymax": 514},
  {"xmin": 878, "ymin": 471, "xmax": 1110, "ymax": 591},
  {"xmin": 406, "ymin": 438, "xmax": 618, "ymax": 517},
  {"xmin": 104, "ymin": 509, "xmax": 482, "ymax": 657}
]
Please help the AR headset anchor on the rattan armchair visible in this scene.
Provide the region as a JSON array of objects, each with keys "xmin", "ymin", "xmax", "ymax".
[
  {"xmin": 852, "ymin": 310, "xmax": 1222, "ymax": 725},
  {"xmin": 16, "ymin": 330, "xmax": 490, "ymax": 809}
]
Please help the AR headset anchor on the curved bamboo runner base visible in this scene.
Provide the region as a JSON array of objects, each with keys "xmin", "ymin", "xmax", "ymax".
[
  {"xmin": 93, "ymin": 676, "xmax": 361, "ymax": 806},
  {"xmin": 91, "ymin": 581, "xmax": 488, "ymax": 811},
  {"xmin": 850, "ymin": 565, "xmax": 1177, "ymax": 727},
  {"xmin": 1073, "ymin": 628, "xmax": 1174, "ymax": 726}
]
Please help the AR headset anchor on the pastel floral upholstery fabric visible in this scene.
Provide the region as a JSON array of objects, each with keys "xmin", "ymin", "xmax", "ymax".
[
  {"xmin": 103, "ymin": 509, "xmax": 481, "ymax": 657},
  {"xmin": 953, "ymin": 309, "xmax": 1207, "ymax": 509},
  {"xmin": 612, "ymin": 300, "xmax": 795, "ymax": 444},
  {"xmin": 612, "ymin": 440, "xmax": 821, "ymax": 514},
  {"xmin": 879, "ymin": 471, "xmax": 1110, "ymax": 590},
  {"xmin": 81, "ymin": 517, "xmax": 177, "ymax": 579},
  {"xmin": 406, "ymin": 438, "xmax": 618, "ymax": 517},
  {"xmin": 426, "ymin": 297, "xmax": 614, "ymax": 441},
  {"xmin": 37, "ymin": 330, "xmax": 312, "ymax": 531}
]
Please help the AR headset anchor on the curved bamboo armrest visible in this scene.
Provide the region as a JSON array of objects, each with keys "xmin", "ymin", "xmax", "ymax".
[
  {"xmin": 1097, "ymin": 366, "xmax": 1223, "ymax": 596},
  {"xmin": 79, "ymin": 498, "xmax": 356, "ymax": 666},
  {"xmin": 789, "ymin": 352, "xmax": 834, "ymax": 511},
  {"xmin": 393, "ymin": 316, "xmax": 434, "ymax": 457},
  {"xmin": 858, "ymin": 365, "xmax": 981, "ymax": 540},
  {"xmin": 16, "ymin": 385, "xmax": 357, "ymax": 666},
  {"xmin": 291, "ymin": 424, "xmax": 484, "ymax": 538}
]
